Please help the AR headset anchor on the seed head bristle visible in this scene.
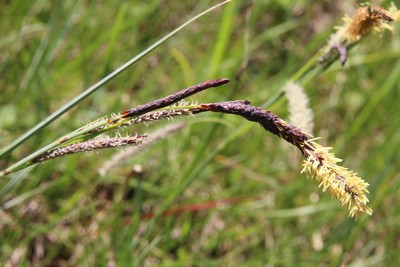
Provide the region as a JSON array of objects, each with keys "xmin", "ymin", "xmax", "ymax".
[{"xmin": 301, "ymin": 141, "xmax": 372, "ymax": 217}]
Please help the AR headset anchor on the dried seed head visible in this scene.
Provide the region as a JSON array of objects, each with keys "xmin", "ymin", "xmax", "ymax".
[
  {"xmin": 32, "ymin": 135, "xmax": 148, "ymax": 163},
  {"xmin": 345, "ymin": 4, "xmax": 394, "ymax": 42},
  {"xmin": 319, "ymin": 3, "xmax": 397, "ymax": 65}
]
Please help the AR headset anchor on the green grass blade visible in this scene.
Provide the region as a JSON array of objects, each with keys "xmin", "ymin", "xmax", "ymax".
[
  {"xmin": 208, "ymin": 0, "xmax": 236, "ymax": 78},
  {"xmin": 342, "ymin": 59, "xmax": 400, "ymax": 145}
]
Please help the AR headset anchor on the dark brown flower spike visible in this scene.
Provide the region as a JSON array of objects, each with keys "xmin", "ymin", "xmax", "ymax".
[
  {"xmin": 198, "ymin": 101, "xmax": 310, "ymax": 152},
  {"xmin": 197, "ymin": 100, "xmax": 372, "ymax": 217},
  {"xmin": 120, "ymin": 78, "xmax": 229, "ymax": 118}
]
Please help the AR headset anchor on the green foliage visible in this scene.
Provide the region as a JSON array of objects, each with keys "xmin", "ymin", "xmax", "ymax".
[{"xmin": 1, "ymin": 0, "xmax": 399, "ymax": 266}]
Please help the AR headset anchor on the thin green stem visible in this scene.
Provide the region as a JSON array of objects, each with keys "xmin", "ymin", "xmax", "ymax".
[{"xmin": 290, "ymin": 51, "xmax": 322, "ymax": 82}]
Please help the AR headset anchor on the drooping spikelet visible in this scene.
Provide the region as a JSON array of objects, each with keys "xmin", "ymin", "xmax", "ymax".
[
  {"xmin": 301, "ymin": 141, "xmax": 372, "ymax": 217},
  {"xmin": 319, "ymin": 3, "xmax": 397, "ymax": 65},
  {"xmin": 198, "ymin": 100, "xmax": 372, "ymax": 217},
  {"xmin": 32, "ymin": 135, "xmax": 148, "ymax": 163}
]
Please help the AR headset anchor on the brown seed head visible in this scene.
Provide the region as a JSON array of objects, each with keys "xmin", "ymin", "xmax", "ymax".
[{"xmin": 346, "ymin": 5, "xmax": 394, "ymax": 41}]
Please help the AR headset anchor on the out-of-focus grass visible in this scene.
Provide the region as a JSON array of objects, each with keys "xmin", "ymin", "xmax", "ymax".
[{"xmin": 1, "ymin": 1, "xmax": 399, "ymax": 266}]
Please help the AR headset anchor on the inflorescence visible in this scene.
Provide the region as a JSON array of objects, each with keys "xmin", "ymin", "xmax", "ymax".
[
  {"xmin": 195, "ymin": 100, "xmax": 372, "ymax": 217},
  {"xmin": 319, "ymin": 3, "xmax": 398, "ymax": 65}
]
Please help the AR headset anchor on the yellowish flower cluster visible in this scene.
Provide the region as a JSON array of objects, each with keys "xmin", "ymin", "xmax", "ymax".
[
  {"xmin": 320, "ymin": 3, "xmax": 398, "ymax": 65},
  {"xmin": 301, "ymin": 140, "xmax": 372, "ymax": 217},
  {"xmin": 344, "ymin": 4, "xmax": 394, "ymax": 42}
]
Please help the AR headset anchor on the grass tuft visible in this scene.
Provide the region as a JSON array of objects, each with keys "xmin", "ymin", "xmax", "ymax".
[{"xmin": 1, "ymin": 1, "xmax": 399, "ymax": 266}]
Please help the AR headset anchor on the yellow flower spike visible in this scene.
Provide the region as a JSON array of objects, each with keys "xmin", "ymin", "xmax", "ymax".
[{"xmin": 301, "ymin": 141, "xmax": 373, "ymax": 217}]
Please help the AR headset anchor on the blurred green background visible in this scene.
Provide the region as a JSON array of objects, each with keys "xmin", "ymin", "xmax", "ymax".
[{"xmin": 1, "ymin": 0, "xmax": 399, "ymax": 266}]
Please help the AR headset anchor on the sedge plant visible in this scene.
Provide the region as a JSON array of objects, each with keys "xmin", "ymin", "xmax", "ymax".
[
  {"xmin": 1, "ymin": 1, "xmax": 400, "ymax": 266},
  {"xmin": 1, "ymin": 2, "xmax": 399, "ymax": 217}
]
